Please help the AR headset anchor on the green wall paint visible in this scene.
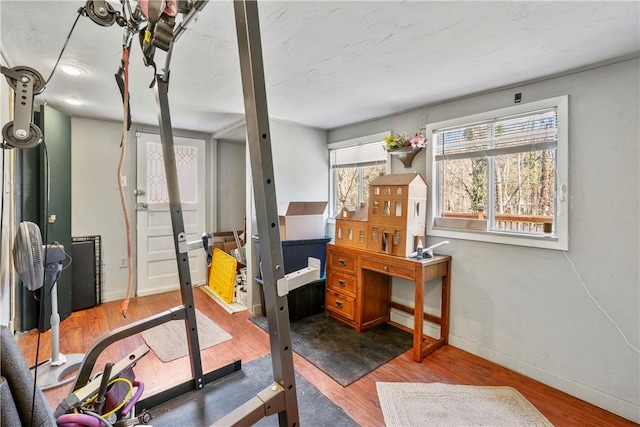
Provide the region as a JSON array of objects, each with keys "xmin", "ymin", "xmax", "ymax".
[{"xmin": 18, "ymin": 105, "xmax": 72, "ymax": 332}]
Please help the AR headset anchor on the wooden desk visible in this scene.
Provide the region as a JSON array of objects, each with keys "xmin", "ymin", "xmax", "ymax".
[{"xmin": 325, "ymin": 243, "xmax": 452, "ymax": 362}]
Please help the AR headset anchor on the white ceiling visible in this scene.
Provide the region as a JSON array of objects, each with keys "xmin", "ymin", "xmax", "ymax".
[{"xmin": 1, "ymin": 1, "xmax": 639, "ymax": 140}]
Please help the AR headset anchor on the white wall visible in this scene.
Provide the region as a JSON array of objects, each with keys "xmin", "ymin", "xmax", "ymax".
[
  {"xmin": 0, "ymin": 51, "xmax": 12, "ymax": 327},
  {"xmin": 328, "ymin": 59, "xmax": 640, "ymax": 422},
  {"xmin": 71, "ymin": 118, "xmax": 137, "ymax": 302},
  {"xmin": 71, "ymin": 119, "xmax": 225, "ymax": 302},
  {"xmin": 270, "ymin": 121, "xmax": 329, "ymax": 202},
  {"xmin": 216, "ymin": 139, "xmax": 246, "ymax": 232},
  {"xmin": 246, "ymin": 120, "xmax": 328, "ymax": 313}
]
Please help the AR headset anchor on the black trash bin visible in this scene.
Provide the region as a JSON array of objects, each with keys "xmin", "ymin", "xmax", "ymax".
[{"xmin": 253, "ymin": 235, "xmax": 331, "ymax": 321}]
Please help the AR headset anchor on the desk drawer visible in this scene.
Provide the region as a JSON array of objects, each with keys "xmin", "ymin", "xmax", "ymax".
[
  {"xmin": 327, "ymin": 272, "xmax": 356, "ymax": 297},
  {"xmin": 325, "ymin": 290, "xmax": 355, "ymax": 321},
  {"xmin": 328, "ymin": 250, "xmax": 357, "ymax": 274},
  {"xmin": 362, "ymin": 257, "xmax": 415, "ymax": 281}
]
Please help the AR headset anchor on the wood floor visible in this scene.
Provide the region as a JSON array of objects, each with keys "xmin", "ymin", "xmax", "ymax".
[{"xmin": 15, "ymin": 287, "xmax": 635, "ymax": 426}]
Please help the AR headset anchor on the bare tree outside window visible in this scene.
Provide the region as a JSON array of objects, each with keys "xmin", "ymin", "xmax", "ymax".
[
  {"xmin": 330, "ymin": 138, "xmax": 388, "ymax": 217},
  {"xmin": 435, "ymin": 108, "xmax": 557, "ymax": 234},
  {"xmin": 335, "ymin": 165, "xmax": 386, "ymax": 215},
  {"xmin": 336, "ymin": 167, "xmax": 359, "ymax": 210}
]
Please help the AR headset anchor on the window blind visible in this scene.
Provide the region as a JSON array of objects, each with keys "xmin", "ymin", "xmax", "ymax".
[
  {"xmin": 434, "ymin": 108, "xmax": 557, "ymax": 161},
  {"xmin": 330, "ymin": 141, "xmax": 387, "ymax": 168}
]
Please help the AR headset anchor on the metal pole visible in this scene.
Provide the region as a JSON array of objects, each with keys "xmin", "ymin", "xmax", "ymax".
[
  {"xmin": 233, "ymin": 1, "xmax": 299, "ymax": 425},
  {"xmin": 153, "ymin": 74, "xmax": 204, "ymax": 390}
]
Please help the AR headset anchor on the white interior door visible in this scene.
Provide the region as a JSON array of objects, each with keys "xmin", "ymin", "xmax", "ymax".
[{"xmin": 136, "ymin": 132, "xmax": 207, "ymax": 296}]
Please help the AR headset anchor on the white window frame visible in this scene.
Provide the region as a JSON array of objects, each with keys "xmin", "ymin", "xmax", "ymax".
[
  {"xmin": 427, "ymin": 96, "xmax": 569, "ymax": 250},
  {"xmin": 328, "ymin": 131, "xmax": 390, "ymax": 219}
]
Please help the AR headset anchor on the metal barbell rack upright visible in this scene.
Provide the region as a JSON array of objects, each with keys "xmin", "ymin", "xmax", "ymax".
[
  {"xmin": 60, "ymin": 1, "xmax": 301, "ymax": 424},
  {"xmin": 210, "ymin": 1, "xmax": 301, "ymax": 425},
  {"xmin": 144, "ymin": 2, "xmax": 301, "ymax": 422},
  {"xmin": 149, "ymin": 0, "xmax": 300, "ymax": 424}
]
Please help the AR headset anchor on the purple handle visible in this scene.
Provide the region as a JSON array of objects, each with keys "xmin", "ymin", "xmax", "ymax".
[
  {"xmin": 57, "ymin": 380, "xmax": 145, "ymax": 425},
  {"xmin": 56, "ymin": 413, "xmax": 102, "ymax": 427},
  {"xmin": 121, "ymin": 380, "xmax": 144, "ymax": 416}
]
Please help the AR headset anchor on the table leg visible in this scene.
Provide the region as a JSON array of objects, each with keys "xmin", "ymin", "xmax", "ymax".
[
  {"xmin": 413, "ymin": 267, "xmax": 424, "ymax": 362},
  {"xmin": 441, "ymin": 260, "xmax": 451, "ymax": 344}
]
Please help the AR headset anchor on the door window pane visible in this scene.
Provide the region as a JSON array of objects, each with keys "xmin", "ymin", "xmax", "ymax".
[{"xmin": 147, "ymin": 142, "xmax": 199, "ymax": 203}]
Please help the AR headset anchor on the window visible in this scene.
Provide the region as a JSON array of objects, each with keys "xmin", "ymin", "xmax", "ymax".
[
  {"xmin": 427, "ymin": 96, "xmax": 568, "ymax": 250},
  {"xmin": 329, "ymin": 132, "xmax": 388, "ymax": 217}
]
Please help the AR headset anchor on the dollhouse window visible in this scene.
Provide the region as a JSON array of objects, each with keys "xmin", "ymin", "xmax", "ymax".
[
  {"xmin": 337, "ymin": 227, "xmax": 343, "ymax": 239},
  {"xmin": 414, "ymin": 201, "xmax": 420, "ymax": 217},
  {"xmin": 371, "ymin": 227, "xmax": 378, "ymax": 242},
  {"xmin": 383, "ymin": 201, "xmax": 391, "ymax": 215},
  {"xmin": 384, "ymin": 187, "xmax": 391, "ymax": 195},
  {"xmin": 359, "ymin": 231, "xmax": 365, "ymax": 242},
  {"xmin": 396, "ymin": 187, "xmax": 402, "ymax": 195},
  {"xmin": 374, "ymin": 187, "xmax": 380, "ymax": 195},
  {"xmin": 348, "ymin": 229, "xmax": 354, "ymax": 241},
  {"xmin": 373, "ymin": 201, "xmax": 380, "ymax": 215},
  {"xmin": 395, "ymin": 201, "xmax": 402, "ymax": 216},
  {"xmin": 381, "ymin": 232, "xmax": 390, "ymax": 253},
  {"xmin": 394, "ymin": 230, "xmax": 402, "ymax": 245}
]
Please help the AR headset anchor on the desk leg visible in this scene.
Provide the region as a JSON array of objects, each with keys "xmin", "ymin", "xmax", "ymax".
[
  {"xmin": 441, "ymin": 260, "xmax": 451, "ymax": 344},
  {"xmin": 413, "ymin": 267, "xmax": 424, "ymax": 362}
]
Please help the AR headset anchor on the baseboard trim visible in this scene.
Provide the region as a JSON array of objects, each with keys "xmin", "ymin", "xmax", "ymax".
[
  {"xmin": 449, "ymin": 335, "xmax": 640, "ymax": 424},
  {"xmin": 102, "ymin": 290, "xmax": 127, "ymax": 302},
  {"xmin": 388, "ymin": 304, "xmax": 638, "ymax": 423},
  {"xmin": 389, "ymin": 308, "xmax": 441, "ymax": 339},
  {"xmin": 136, "ymin": 284, "xmax": 180, "ymax": 298}
]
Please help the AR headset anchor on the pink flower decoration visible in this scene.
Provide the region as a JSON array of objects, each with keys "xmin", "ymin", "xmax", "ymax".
[{"xmin": 410, "ymin": 132, "xmax": 426, "ymax": 148}]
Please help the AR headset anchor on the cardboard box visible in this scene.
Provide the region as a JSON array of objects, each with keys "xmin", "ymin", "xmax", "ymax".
[
  {"xmin": 223, "ymin": 241, "xmax": 238, "ymax": 254},
  {"xmin": 278, "ymin": 201, "xmax": 328, "ymax": 240}
]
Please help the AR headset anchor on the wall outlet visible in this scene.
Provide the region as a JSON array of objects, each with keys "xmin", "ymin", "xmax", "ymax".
[
  {"xmin": 120, "ymin": 257, "xmax": 127, "ymax": 268},
  {"xmin": 120, "ymin": 175, "xmax": 128, "ymax": 189}
]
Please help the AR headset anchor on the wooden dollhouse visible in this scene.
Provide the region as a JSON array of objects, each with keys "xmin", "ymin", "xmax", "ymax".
[
  {"xmin": 334, "ymin": 173, "xmax": 428, "ymax": 257},
  {"xmin": 367, "ymin": 172, "xmax": 428, "ymax": 257},
  {"xmin": 334, "ymin": 204, "xmax": 368, "ymax": 250}
]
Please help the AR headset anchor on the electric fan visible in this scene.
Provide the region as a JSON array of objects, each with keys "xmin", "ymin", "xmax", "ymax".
[{"xmin": 13, "ymin": 221, "xmax": 84, "ymax": 390}]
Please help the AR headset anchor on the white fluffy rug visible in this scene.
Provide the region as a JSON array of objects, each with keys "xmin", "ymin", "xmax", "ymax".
[{"xmin": 376, "ymin": 382, "xmax": 553, "ymax": 426}]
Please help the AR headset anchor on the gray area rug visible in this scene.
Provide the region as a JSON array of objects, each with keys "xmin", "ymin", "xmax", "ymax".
[
  {"xmin": 149, "ymin": 354, "xmax": 358, "ymax": 426},
  {"xmin": 250, "ymin": 313, "xmax": 413, "ymax": 386},
  {"xmin": 140, "ymin": 309, "xmax": 232, "ymax": 362},
  {"xmin": 376, "ymin": 382, "xmax": 554, "ymax": 427}
]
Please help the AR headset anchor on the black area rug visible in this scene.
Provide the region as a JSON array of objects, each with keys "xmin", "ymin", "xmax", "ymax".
[
  {"xmin": 149, "ymin": 354, "xmax": 357, "ymax": 427},
  {"xmin": 250, "ymin": 313, "xmax": 413, "ymax": 386}
]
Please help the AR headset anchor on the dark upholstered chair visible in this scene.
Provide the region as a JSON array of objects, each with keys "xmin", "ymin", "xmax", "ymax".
[{"xmin": 1, "ymin": 326, "xmax": 56, "ymax": 426}]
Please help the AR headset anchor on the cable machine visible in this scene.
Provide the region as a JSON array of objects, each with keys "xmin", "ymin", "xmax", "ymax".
[{"xmin": 49, "ymin": 0, "xmax": 304, "ymax": 425}]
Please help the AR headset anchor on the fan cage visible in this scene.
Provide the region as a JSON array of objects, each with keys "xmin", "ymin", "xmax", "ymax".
[{"xmin": 14, "ymin": 221, "xmax": 44, "ymax": 291}]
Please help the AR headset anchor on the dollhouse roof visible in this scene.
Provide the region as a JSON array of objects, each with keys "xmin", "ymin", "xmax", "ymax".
[
  {"xmin": 369, "ymin": 172, "xmax": 428, "ymax": 187},
  {"xmin": 351, "ymin": 204, "xmax": 368, "ymax": 221}
]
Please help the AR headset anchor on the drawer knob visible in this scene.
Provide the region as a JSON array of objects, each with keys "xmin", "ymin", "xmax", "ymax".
[
  {"xmin": 338, "ymin": 279, "xmax": 346, "ymax": 287},
  {"xmin": 338, "ymin": 259, "xmax": 347, "ymax": 267},
  {"xmin": 335, "ymin": 301, "xmax": 344, "ymax": 309},
  {"xmin": 383, "ymin": 265, "xmax": 389, "ymax": 272}
]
